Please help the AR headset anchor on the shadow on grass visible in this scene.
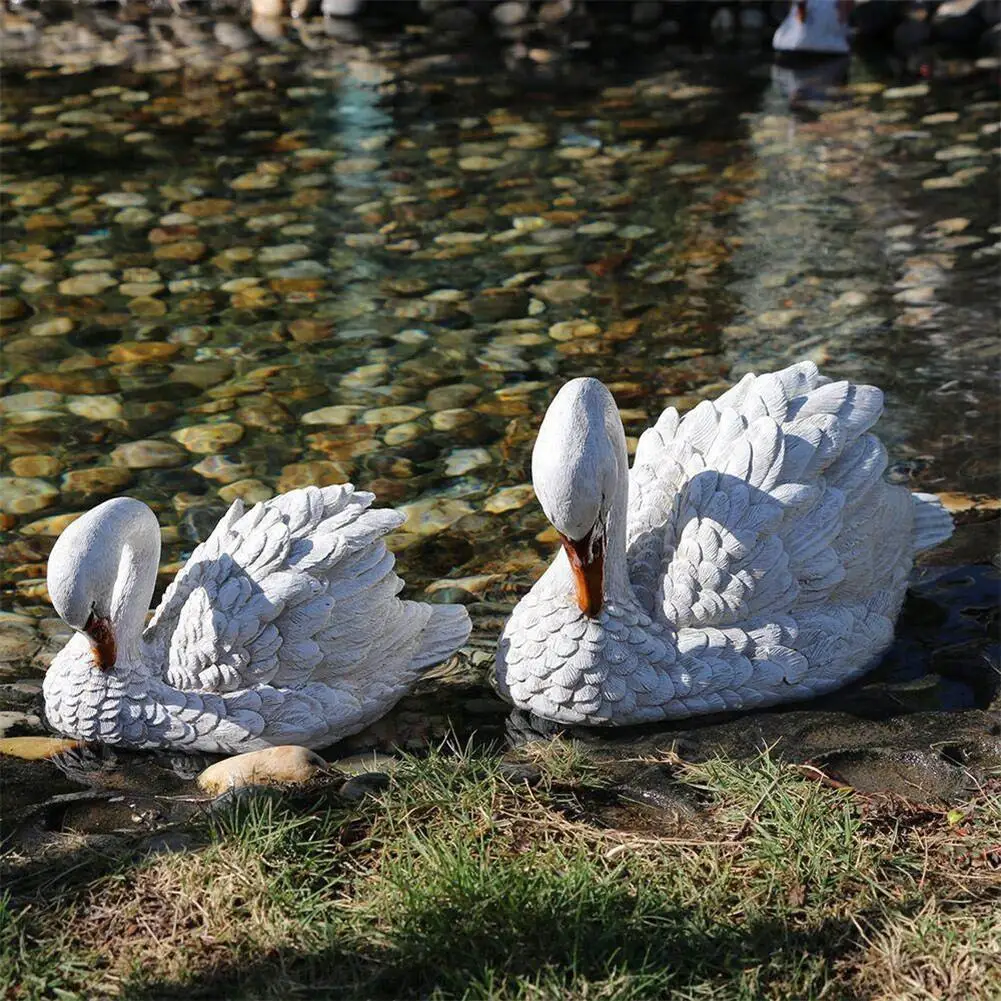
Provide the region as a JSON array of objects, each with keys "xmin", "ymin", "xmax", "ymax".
[{"xmin": 122, "ymin": 883, "xmax": 874, "ymax": 1000}]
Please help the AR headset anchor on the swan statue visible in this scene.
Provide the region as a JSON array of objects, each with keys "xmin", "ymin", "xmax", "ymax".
[
  {"xmin": 43, "ymin": 485, "xmax": 471, "ymax": 754},
  {"xmin": 773, "ymin": 1, "xmax": 852, "ymax": 56},
  {"xmin": 496, "ymin": 361, "xmax": 954, "ymax": 725}
]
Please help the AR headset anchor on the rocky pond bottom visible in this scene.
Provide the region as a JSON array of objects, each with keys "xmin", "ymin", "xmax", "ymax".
[{"xmin": 1, "ymin": 16, "xmax": 999, "ymax": 869}]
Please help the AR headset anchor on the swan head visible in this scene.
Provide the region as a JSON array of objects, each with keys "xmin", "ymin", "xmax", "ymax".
[
  {"xmin": 47, "ymin": 497, "xmax": 158, "ymax": 670},
  {"xmin": 532, "ymin": 378, "xmax": 628, "ymax": 617}
]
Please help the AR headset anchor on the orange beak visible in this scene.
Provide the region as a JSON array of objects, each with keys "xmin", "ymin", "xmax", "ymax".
[
  {"xmin": 84, "ymin": 613, "xmax": 117, "ymax": 670},
  {"xmin": 560, "ymin": 527, "xmax": 605, "ymax": 618}
]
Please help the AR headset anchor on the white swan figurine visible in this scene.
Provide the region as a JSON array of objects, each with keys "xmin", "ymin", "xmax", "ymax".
[
  {"xmin": 43, "ymin": 485, "xmax": 471, "ymax": 754},
  {"xmin": 496, "ymin": 361, "xmax": 954, "ymax": 725},
  {"xmin": 773, "ymin": 0, "xmax": 852, "ymax": 55}
]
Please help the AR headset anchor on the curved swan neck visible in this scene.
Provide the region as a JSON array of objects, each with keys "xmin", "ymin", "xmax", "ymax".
[
  {"xmin": 597, "ymin": 414, "xmax": 631, "ymax": 598},
  {"xmin": 109, "ymin": 510, "xmax": 161, "ymax": 653}
]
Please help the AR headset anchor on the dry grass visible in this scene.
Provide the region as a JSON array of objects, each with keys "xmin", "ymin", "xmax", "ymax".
[{"xmin": 2, "ymin": 743, "xmax": 999, "ymax": 1000}]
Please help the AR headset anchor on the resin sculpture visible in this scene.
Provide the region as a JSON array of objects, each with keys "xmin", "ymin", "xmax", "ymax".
[
  {"xmin": 497, "ymin": 361, "xmax": 953, "ymax": 724},
  {"xmin": 44, "ymin": 485, "xmax": 470, "ymax": 753}
]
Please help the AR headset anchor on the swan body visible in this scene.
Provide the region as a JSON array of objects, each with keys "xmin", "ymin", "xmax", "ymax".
[
  {"xmin": 496, "ymin": 362, "xmax": 954, "ymax": 725},
  {"xmin": 43, "ymin": 485, "xmax": 471, "ymax": 754},
  {"xmin": 773, "ymin": 1, "xmax": 851, "ymax": 55}
]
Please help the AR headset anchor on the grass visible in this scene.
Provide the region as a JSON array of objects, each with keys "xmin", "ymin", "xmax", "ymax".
[{"xmin": 2, "ymin": 741, "xmax": 999, "ymax": 1000}]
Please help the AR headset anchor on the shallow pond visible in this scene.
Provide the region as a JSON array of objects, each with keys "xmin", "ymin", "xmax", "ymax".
[{"xmin": 1, "ymin": 14, "xmax": 999, "ymax": 855}]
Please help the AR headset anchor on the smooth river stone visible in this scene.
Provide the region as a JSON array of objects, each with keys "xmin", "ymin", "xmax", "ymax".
[
  {"xmin": 430, "ymin": 409, "xmax": 478, "ymax": 432},
  {"xmin": 218, "ymin": 479, "xmax": 274, "ymax": 505},
  {"xmin": 98, "ymin": 191, "xmax": 147, "ymax": 207},
  {"xmin": 70, "ymin": 258, "xmax": 116, "ymax": 272},
  {"xmin": 301, "ymin": 405, "xmax": 360, "ymax": 426},
  {"xmin": 172, "ymin": 422, "xmax": 245, "ymax": 454},
  {"xmin": 0, "ymin": 477, "xmax": 59, "ymax": 515},
  {"xmin": 398, "ymin": 497, "xmax": 474, "ymax": 536},
  {"xmin": 484, "ymin": 484, "xmax": 536, "ymax": 513},
  {"xmin": 360, "ymin": 405, "xmax": 425, "ymax": 426},
  {"xmin": 277, "ymin": 461, "xmax": 353, "ymax": 493},
  {"xmin": 108, "ymin": 341, "xmax": 181, "ymax": 364},
  {"xmin": 0, "ymin": 736, "xmax": 83, "ymax": 760},
  {"xmin": 257, "ymin": 243, "xmax": 311, "ymax": 264},
  {"xmin": 66, "ymin": 395, "xmax": 124, "ymax": 421},
  {"xmin": 0, "ymin": 391, "xmax": 62, "ymax": 413},
  {"xmin": 8, "ymin": 455, "xmax": 61, "ymax": 477},
  {"xmin": 154, "ymin": 241, "xmax": 207, "ymax": 263},
  {"xmin": 444, "ymin": 448, "xmax": 492, "ymax": 476},
  {"xmin": 29, "ymin": 317, "xmax": 74, "ymax": 338},
  {"xmin": 197, "ymin": 746, "xmax": 326, "ymax": 794},
  {"xmin": 110, "ymin": 439, "xmax": 188, "ymax": 469},
  {"xmin": 58, "ymin": 273, "xmax": 118, "ymax": 295},
  {"xmin": 61, "ymin": 466, "xmax": 133, "ymax": 498},
  {"xmin": 192, "ymin": 455, "xmax": 255, "ymax": 484},
  {"xmin": 19, "ymin": 512, "xmax": 85, "ymax": 537},
  {"xmin": 383, "ymin": 423, "xmax": 421, "ymax": 445},
  {"xmin": 424, "ymin": 383, "xmax": 483, "ymax": 410}
]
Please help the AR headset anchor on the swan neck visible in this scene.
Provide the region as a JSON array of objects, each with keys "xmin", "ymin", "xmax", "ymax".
[
  {"xmin": 602, "ymin": 435, "xmax": 631, "ymax": 598},
  {"xmin": 109, "ymin": 511, "xmax": 160, "ymax": 653}
]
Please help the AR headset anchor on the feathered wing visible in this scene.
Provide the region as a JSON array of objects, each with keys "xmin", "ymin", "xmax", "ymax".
[
  {"xmin": 626, "ymin": 361, "xmax": 943, "ymax": 711},
  {"xmin": 143, "ymin": 485, "xmax": 471, "ymax": 699}
]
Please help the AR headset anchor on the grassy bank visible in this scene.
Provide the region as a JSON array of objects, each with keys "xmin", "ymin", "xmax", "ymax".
[{"xmin": 2, "ymin": 743, "xmax": 999, "ymax": 1000}]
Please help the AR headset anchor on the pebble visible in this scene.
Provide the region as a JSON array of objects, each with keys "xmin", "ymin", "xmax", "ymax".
[
  {"xmin": 445, "ymin": 448, "xmax": 492, "ymax": 476},
  {"xmin": 19, "ymin": 512, "xmax": 85, "ymax": 537},
  {"xmin": 277, "ymin": 461, "xmax": 352, "ymax": 492},
  {"xmin": 62, "ymin": 467, "xmax": 133, "ymax": 498},
  {"xmin": 258, "ymin": 243, "xmax": 312, "ymax": 264},
  {"xmin": 548, "ymin": 319, "xmax": 600, "ymax": 341},
  {"xmin": 66, "ymin": 395, "xmax": 124, "ymax": 421},
  {"xmin": 154, "ymin": 241, "xmax": 207, "ymax": 263},
  {"xmin": 0, "ymin": 477, "xmax": 59, "ymax": 515},
  {"xmin": 110, "ymin": 439, "xmax": 188, "ymax": 469},
  {"xmin": 301, "ymin": 405, "xmax": 360, "ymax": 426},
  {"xmin": 29, "ymin": 317, "xmax": 74, "ymax": 338},
  {"xmin": 229, "ymin": 172, "xmax": 280, "ymax": 191},
  {"xmin": 0, "ymin": 614, "xmax": 41, "ymax": 662},
  {"xmin": 459, "ymin": 156, "xmax": 505, "ymax": 171},
  {"xmin": 172, "ymin": 423, "xmax": 245, "ymax": 454},
  {"xmin": 484, "ymin": 484, "xmax": 536, "ymax": 513},
  {"xmin": 383, "ymin": 423, "xmax": 422, "ymax": 446},
  {"xmin": 0, "ymin": 736, "xmax": 83, "ymax": 760},
  {"xmin": 398, "ymin": 497, "xmax": 474, "ymax": 537},
  {"xmin": 425, "ymin": 384, "xmax": 482, "ymax": 410},
  {"xmin": 197, "ymin": 745, "xmax": 327, "ymax": 795},
  {"xmin": 193, "ymin": 456, "xmax": 255, "ymax": 484},
  {"xmin": 9, "ymin": 455, "xmax": 61, "ymax": 477},
  {"xmin": 0, "ymin": 712, "xmax": 43, "ymax": 738},
  {"xmin": 288, "ymin": 319, "xmax": 333, "ymax": 344},
  {"xmin": 0, "ymin": 391, "xmax": 62, "ymax": 414},
  {"xmin": 361, "ymin": 405, "xmax": 425, "ymax": 426},
  {"xmin": 534, "ymin": 279, "xmax": 591, "ymax": 303},
  {"xmin": 108, "ymin": 342, "xmax": 180, "ymax": 364},
  {"xmin": 218, "ymin": 479, "xmax": 274, "ymax": 505},
  {"xmin": 98, "ymin": 191, "xmax": 147, "ymax": 208},
  {"xmin": 431, "ymin": 409, "xmax": 478, "ymax": 432},
  {"xmin": 883, "ymin": 84, "xmax": 930, "ymax": 99},
  {"xmin": 58, "ymin": 273, "xmax": 118, "ymax": 295}
]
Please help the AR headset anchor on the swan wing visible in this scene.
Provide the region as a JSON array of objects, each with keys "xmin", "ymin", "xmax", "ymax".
[
  {"xmin": 627, "ymin": 360, "xmax": 897, "ymax": 636},
  {"xmin": 144, "ymin": 485, "xmax": 469, "ymax": 694}
]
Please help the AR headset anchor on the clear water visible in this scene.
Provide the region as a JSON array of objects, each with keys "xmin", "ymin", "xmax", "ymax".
[{"xmin": 1, "ymin": 21, "xmax": 998, "ymax": 725}]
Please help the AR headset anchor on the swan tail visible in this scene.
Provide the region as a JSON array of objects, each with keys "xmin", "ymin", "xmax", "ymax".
[
  {"xmin": 409, "ymin": 603, "xmax": 472, "ymax": 672},
  {"xmin": 910, "ymin": 493, "xmax": 954, "ymax": 553}
]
